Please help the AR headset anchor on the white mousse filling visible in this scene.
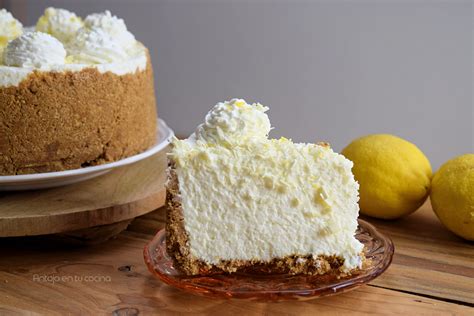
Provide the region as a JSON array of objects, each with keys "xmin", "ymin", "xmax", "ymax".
[{"xmin": 171, "ymin": 99, "xmax": 364, "ymax": 271}]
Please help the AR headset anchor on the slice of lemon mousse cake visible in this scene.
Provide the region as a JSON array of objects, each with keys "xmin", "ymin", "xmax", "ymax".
[{"xmin": 166, "ymin": 99, "xmax": 364, "ymax": 275}]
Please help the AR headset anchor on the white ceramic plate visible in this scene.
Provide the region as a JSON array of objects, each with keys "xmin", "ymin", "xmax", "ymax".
[{"xmin": 0, "ymin": 118, "xmax": 174, "ymax": 191}]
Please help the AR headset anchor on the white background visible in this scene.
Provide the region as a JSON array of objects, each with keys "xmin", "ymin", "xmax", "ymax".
[{"xmin": 8, "ymin": 0, "xmax": 473, "ymax": 169}]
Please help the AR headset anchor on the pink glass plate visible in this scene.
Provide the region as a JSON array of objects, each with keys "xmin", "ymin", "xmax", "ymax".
[{"xmin": 144, "ymin": 219, "xmax": 394, "ymax": 301}]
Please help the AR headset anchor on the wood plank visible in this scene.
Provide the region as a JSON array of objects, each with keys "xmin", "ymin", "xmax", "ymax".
[
  {"xmin": 363, "ymin": 201, "xmax": 474, "ymax": 304},
  {"xmin": 0, "ymin": 233, "xmax": 470, "ymax": 315},
  {"xmin": 0, "ymin": 149, "xmax": 168, "ymax": 237}
]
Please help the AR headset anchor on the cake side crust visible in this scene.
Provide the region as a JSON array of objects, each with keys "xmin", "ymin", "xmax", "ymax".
[
  {"xmin": 166, "ymin": 162, "xmax": 366, "ymax": 276},
  {"xmin": 0, "ymin": 53, "xmax": 157, "ymax": 175}
]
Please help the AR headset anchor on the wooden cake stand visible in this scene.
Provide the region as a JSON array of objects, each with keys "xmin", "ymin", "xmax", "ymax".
[{"xmin": 0, "ymin": 147, "xmax": 169, "ymax": 242}]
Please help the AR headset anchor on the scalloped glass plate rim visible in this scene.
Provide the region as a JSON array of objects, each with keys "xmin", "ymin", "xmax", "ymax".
[{"xmin": 144, "ymin": 219, "xmax": 394, "ymax": 301}]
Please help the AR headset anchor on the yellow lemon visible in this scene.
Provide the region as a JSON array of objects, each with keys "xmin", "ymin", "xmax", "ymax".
[
  {"xmin": 342, "ymin": 134, "xmax": 432, "ymax": 219},
  {"xmin": 430, "ymin": 154, "xmax": 474, "ymax": 241}
]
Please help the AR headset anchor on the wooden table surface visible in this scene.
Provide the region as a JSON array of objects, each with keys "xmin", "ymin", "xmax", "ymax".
[
  {"xmin": 0, "ymin": 200, "xmax": 472, "ymax": 315},
  {"xmin": 0, "ymin": 152, "xmax": 167, "ymax": 237}
]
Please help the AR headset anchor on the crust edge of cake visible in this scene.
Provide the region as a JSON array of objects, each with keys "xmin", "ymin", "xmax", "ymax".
[
  {"xmin": 165, "ymin": 161, "xmax": 367, "ymax": 276},
  {"xmin": 0, "ymin": 52, "xmax": 157, "ymax": 175}
]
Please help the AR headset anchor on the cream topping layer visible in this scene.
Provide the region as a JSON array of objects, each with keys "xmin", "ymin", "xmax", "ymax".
[
  {"xmin": 171, "ymin": 99, "xmax": 364, "ymax": 271},
  {"xmin": 0, "ymin": 8, "xmax": 147, "ymax": 88},
  {"xmin": 0, "ymin": 43, "xmax": 147, "ymax": 87}
]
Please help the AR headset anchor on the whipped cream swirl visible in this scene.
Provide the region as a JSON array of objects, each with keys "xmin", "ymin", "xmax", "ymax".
[
  {"xmin": 36, "ymin": 7, "xmax": 84, "ymax": 43},
  {"xmin": 194, "ymin": 99, "xmax": 272, "ymax": 145},
  {"xmin": 0, "ymin": 8, "xmax": 148, "ymax": 87},
  {"xmin": 3, "ymin": 32, "xmax": 66, "ymax": 68},
  {"xmin": 0, "ymin": 8, "xmax": 23, "ymax": 58},
  {"xmin": 84, "ymin": 10, "xmax": 135, "ymax": 50},
  {"xmin": 66, "ymin": 27, "xmax": 128, "ymax": 64}
]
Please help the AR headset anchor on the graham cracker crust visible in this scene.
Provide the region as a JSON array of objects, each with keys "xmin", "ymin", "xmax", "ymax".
[
  {"xmin": 166, "ymin": 162, "xmax": 365, "ymax": 276},
  {"xmin": 0, "ymin": 54, "xmax": 157, "ymax": 175}
]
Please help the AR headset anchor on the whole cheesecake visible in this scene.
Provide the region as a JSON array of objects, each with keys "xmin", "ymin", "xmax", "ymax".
[{"xmin": 0, "ymin": 8, "xmax": 157, "ymax": 175}]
